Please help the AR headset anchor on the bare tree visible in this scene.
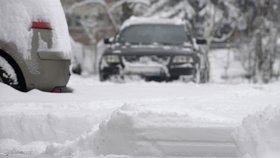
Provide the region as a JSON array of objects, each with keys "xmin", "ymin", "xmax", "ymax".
[
  {"xmin": 66, "ymin": 0, "xmax": 150, "ymax": 74},
  {"xmin": 236, "ymin": 0, "xmax": 279, "ymax": 83}
]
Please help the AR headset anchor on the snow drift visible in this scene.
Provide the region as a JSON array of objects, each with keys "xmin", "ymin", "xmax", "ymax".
[
  {"xmin": 234, "ymin": 106, "xmax": 280, "ymax": 158},
  {"xmin": 49, "ymin": 104, "xmax": 238, "ymax": 157},
  {"xmin": 93, "ymin": 105, "xmax": 238, "ymax": 157}
]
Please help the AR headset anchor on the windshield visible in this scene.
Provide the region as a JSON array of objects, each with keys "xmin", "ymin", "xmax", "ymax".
[{"xmin": 117, "ymin": 24, "xmax": 191, "ymax": 46}]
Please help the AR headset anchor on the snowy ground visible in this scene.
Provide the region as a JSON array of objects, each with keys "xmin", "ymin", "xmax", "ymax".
[{"xmin": 1, "ymin": 49, "xmax": 280, "ymax": 158}]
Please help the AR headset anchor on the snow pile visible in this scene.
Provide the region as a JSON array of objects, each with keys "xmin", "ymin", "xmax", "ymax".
[
  {"xmin": 50, "ymin": 104, "xmax": 237, "ymax": 157},
  {"xmin": 0, "ymin": 83, "xmax": 22, "ymax": 99},
  {"xmin": 0, "ymin": 0, "xmax": 71, "ymax": 59},
  {"xmin": 0, "ymin": 139, "xmax": 49, "ymax": 155},
  {"xmin": 234, "ymin": 106, "xmax": 280, "ymax": 158},
  {"xmin": 0, "ymin": 111, "xmax": 92, "ymax": 144}
]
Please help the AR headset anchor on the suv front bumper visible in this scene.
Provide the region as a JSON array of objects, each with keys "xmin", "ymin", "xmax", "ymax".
[{"xmin": 100, "ymin": 64, "xmax": 196, "ymax": 79}]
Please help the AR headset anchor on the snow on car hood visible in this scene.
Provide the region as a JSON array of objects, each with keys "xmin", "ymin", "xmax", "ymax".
[
  {"xmin": 0, "ymin": 0, "xmax": 71, "ymax": 59},
  {"xmin": 120, "ymin": 16, "xmax": 185, "ymax": 31}
]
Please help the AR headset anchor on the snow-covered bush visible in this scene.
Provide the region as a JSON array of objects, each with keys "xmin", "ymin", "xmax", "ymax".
[{"xmin": 71, "ymin": 40, "xmax": 97, "ymax": 76}]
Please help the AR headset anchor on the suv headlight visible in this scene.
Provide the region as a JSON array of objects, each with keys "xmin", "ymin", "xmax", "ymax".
[
  {"xmin": 105, "ymin": 55, "xmax": 120, "ymax": 64},
  {"xmin": 172, "ymin": 55, "xmax": 193, "ymax": 63}
]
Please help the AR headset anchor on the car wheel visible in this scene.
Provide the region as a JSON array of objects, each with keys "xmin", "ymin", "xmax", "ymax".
[
  {"xmin": 170, "ymin": 76, "xmax": 179, "ymax": 81},
  {"xmin": 0, "ymin": 54, "xmax": 26, "ymax": 91},
  {"xmin": 99, "ymin": 71, "xmax": 110, "ymax": 82}
]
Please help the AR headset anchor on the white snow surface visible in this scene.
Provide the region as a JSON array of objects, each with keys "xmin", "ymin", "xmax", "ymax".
[
  {"xmin": 234, "ymin": 106, "xmax": 280, "ymax": 158},
  {"xmin": 1, "ymin": 49, "xmax": 280, "ymax": 158},
  {"xmin": 120, "ymin": 16, "xmax": 185, "ymax": 31},
  {"xmin": 0, "ymin": 0, "xmax": 71, "ymax": 59}
]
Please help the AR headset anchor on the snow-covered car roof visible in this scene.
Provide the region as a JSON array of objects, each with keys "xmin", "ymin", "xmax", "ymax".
[
  {"xmin": 120, "ymin": 16, "xmax": 185, "ymax": 31},
  {"xmin": 0, "ymin": 0, "xmax": 71, "ymax": 59}
]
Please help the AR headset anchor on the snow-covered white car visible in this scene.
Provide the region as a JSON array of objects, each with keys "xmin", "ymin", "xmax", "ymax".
[
  {"xmin": 99, "ymin": 17, "xmax": 210, "ymax": 82},
  {"xmin": 0, "ymin": 0, "xmax": 71, "ymax": 92}
]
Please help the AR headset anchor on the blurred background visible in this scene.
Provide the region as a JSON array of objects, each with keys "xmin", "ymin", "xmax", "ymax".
[{"xmin": 61, "ymin": 0, "xmax": 280, "ymax": 83}]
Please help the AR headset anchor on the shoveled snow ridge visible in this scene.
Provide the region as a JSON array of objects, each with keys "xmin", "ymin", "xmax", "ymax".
[
  {"xmin": 47, "ymin": 104, "xmax": 238, "ymax": 157},
  {"xmin": 94, "ymin": 105, "xmax": 238, "ymax": 157},
  {"xmin": 234, "ymin": 106, "xmax": 280, "ymax": 158}
]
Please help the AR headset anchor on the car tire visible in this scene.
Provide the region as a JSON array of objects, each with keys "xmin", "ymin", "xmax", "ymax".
[
  {"xmin": 0, "ymin": 52, "xmax": 26, "ymax": 92},
  {"xmin": 170, "ymin": 76, "xmax": 179, "ymax": 81},
  {"xmin": 99, "ymin": 71, "xmax": 110, "ymax": 82}
]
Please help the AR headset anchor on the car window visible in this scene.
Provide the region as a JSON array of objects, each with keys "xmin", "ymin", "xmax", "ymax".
[{"xmin": 118, "ymin": 24, "xmax": 191, "ymax": 46}]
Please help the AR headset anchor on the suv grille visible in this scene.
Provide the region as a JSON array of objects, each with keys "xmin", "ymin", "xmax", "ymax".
[{"xmin": 123, "ymin": 55, "xmax": 170, "ymax": 64}]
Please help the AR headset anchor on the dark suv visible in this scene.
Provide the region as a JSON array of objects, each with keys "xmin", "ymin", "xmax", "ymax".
[{"xmin": 99, "ymin": 18, "xmax": 209, "ymax": 83}]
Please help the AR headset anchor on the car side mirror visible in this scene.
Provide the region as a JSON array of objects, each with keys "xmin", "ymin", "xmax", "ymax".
[
  {"xmin": 196, "ymin": 39, "xmax": 207, "ymax": 45},
  {"xmin": 104, "ymin": 38, "xmax": 112, "ymax": 45}
]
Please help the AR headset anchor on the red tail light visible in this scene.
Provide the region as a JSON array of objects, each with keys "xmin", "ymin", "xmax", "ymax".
[{"xmin": 32, "ymin": 21, "xmax": 52, "ymax": 30}]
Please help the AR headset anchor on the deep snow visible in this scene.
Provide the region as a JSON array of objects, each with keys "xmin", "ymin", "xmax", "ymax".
[
  {"xmin": 234, "ymin": 106, "xmax": 280, "ymax": 158},
  {"xmin": 1, "ymin": 49, "xmax": 280, "ymax": 158}
]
